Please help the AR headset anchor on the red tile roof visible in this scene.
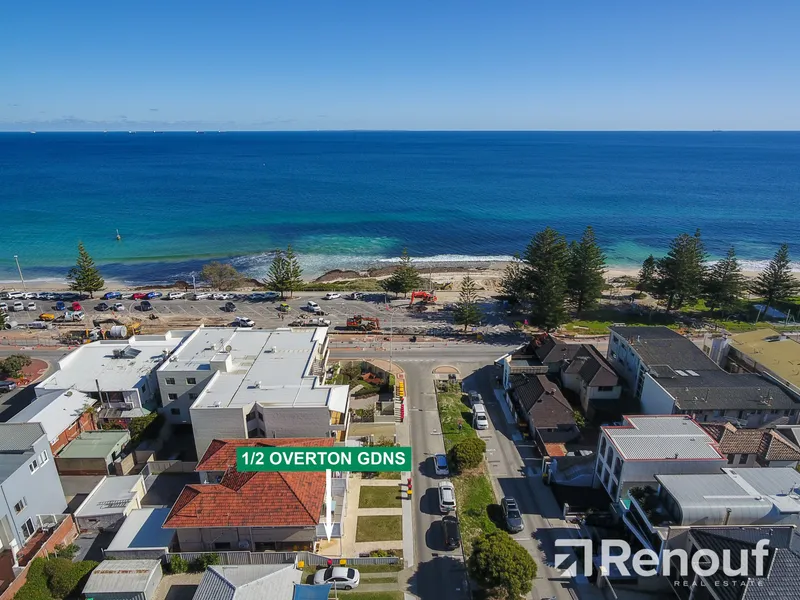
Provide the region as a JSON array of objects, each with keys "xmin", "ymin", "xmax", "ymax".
[
  {"xmin": 701, "ymin": 423, "xmax": 800, "ymax": 462},
  {"xmin": 164, "ymin": 438, "xmax": 334, "ymax": 529}
]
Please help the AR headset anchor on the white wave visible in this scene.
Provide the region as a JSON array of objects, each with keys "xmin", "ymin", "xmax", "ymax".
[
  {"xmin": 376, "ymin": 254, "xmax": 516, "ymax": 264},
  {"xmin": 708, "ymin": 259, "xmax": 800, "ymax": 272}
]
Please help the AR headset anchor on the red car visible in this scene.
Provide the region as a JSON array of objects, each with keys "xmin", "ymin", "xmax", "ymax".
[
  {"xmin": 132, "ymin": 293, "xmax": 147, "ymax": 300},
  {"xmin": 71, "ymin": 302, "xmax": 83, "ymax": 311}
]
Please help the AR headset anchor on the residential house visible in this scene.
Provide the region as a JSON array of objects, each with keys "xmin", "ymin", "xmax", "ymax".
[
  {"xmin": 560, "ymin": 344, "xmax": 621, "ymax": 415},
  {"xmin": 9, "ymin": 389, "xmax": 98, "ymax": 454},
  {"xmin": 499, "ymin": 334, "xmax": 580, "ymax": 389},
  {"xmin": 55, "ymin": 430, "xmax": 131, "ymax": 475},
  {"xmin": 81, "ymin": 559, "xmax": 162, "ymax": 600},
  {"xmin": 507, "ymin": 374, "xmax": 579, "ymax": 453},
  {"xmin": 163, "ymin": 438, "xmax": 346, "ymax": 552},
  {"xmin": 623, "ymin": 467, "xmax": 800, "ymax": 557},
  {"xmin": 191, "ymin": 564, "xmax": 302, "ymax": 600},
  {"xmin": 73, "ymin": 475, "xmax": 146, "ymax": 532},
  {"xmin": 606, "ymin": 327, "xmax": 799, "ymax": 426},
  {"xmin": 594, "ymin": 415, "xmax": 727, "ymax": 501},
  {"xmin": 0, "ymin": 423, "xmax": 68, "ymax": 568},
  {"xmin": 105, "ymin": 507, "xmax": 176, "ymax": 560},
  {"xmin": 705, "ymin": 329, "xmax": 800, "ymax": 400},
  {"xmin": 701, "ymin": 422, "xmax": 800, "ymax": 468},
  {"xmin": 35, "ymin": 331, "xmax": 193, "ymax": 421},
  {"xmin": 156, "ymin": 327, "xmax": 349, "ymax": 458}
]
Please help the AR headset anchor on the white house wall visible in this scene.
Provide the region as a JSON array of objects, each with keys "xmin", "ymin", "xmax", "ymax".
[
  {"xmin": 191, "ymin": 407, "xmax": 247, "ymax": 460},
  {"xmin": 640, "ymin": 376, "xmax": 676, "ymax": 414}
]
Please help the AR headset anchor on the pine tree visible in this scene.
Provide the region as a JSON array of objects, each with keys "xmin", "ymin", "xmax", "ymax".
[
  {"xmin": 284, "ymin": 245, "xmax": 304, "ymax": 298},
  {"xmin": 637, "ymin": 255, "xmax": 657, "ymax": 293},
  {"xmin": 523, "ymin": 227, "xmax": 570, "ymax": 330},
  {"xmin": 265, "ymin": 250, "xmax": 289, "ymax": 298},
  {"xmin": 654, "ymin": 230, "xmax": 707, "ymax": 311},
  {"xmin": 380, "ymin": 249, "xmax": 423, "ymax": 297},
  {"xmin": 498, "ymin": 256, "xmax": 527, "ymax": 304},
  {"xmin": 705, "ymin": 247, "xmax": 746, "ymax": 314},
  {"xmin": 750, "ymin": 244, "xmax": 799, "ymax": 314},
  {"xmin": 453, "ymin": 275, "xmax": 483, "ymax": 331},
  {"xmin": 566, "ymin": 226, "xmax": 607, "ymax": 315},
  {"xmin": 66, "ymin": 242, "xmax": 105, "ymax": 298}
]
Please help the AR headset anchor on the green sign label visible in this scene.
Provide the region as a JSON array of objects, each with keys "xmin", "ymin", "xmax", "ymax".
[{"xmin": 236, "ymin": 447, "xmax": 412, "ymax": 472}]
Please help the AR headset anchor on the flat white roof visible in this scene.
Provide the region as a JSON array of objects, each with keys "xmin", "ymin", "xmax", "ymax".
[
  {"xmin": 164, "ymin": 327, "xmax": 348, "ymax": 412},
  {"xmin": 604, "ymin": 415, "xmax": 725, "ymax": 461},
  {"xmin": 106, "ymin": 507, "xmax": 175, "ymax": 551},
  {"xmin": 9, "ymin": 389, "xmax": 94, "ymax": 446},
  {"xmin": 38, "ymin": 331, "xmax": 192, "ymax": 393},
  {"xmin": 74, "ymin": 475, "xmax": 142, "ymax": 517}
]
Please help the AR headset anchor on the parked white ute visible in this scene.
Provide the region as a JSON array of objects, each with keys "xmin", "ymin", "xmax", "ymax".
[
  {"xmin": 168, "ymin": 292, "xmax": 185, "ymax": 300},
  {"xmin": 324, "ymin": 292, "xmax": 341, "ymax": 300},
  {"xmin": 234, "ymin": 316, "xmax": 255, "ymax": 328}
]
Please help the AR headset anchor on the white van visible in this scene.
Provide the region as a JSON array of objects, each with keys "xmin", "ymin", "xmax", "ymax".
[
  {"xmin": 438, "ymin": 481, "xmax": 456, "ymax": 513},
  {"xmin": 472, "ymin": 403, "xmax": 489, "ymax": 430}
]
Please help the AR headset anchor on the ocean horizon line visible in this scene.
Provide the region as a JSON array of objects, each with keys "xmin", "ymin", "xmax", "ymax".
[{"xmin": 4, "ymin": 129, "xmax": 800, "ymax": 134}]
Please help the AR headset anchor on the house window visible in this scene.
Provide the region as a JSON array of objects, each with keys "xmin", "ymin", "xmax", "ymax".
[
  {"xmin": 738, "ymin": 454, "xmax": 747, "ymax": 465},
  {"xmin": 257, "ymin": 412, "xmax": 264, "ymax": 422},
  {"xmin": 170, "ymin": 408, "xmax": 181, "ymax": 416},
  {"xmin": 165, "ymin": 378, "xmax": 175, "ymax": 385},
  {"xmin": 29, "ymin": 459, "xmax": 39, "ymax": 473},
  {"xmin": 14, "ymin": 498, "xmax": 26, "ymax": 513},
  {"xmin": 40, "ymin": 451, "xmax": 49, "ymax": 464},
  {"xmin": 214, "ymin": 542, "xmax": 231, "ymax": 550},
  {"xmin": 21, "ymin": 519, "xmax": 35, "ymax": 540},
  {"xmin": 599, "ymin": 437, "xmax": 607, "ymax": 456},
  {"xmin": 727, "ymin": 454, "xmax": 735, "ymax": 464},
  {"xmin": 189, "ymin": 393, "xmax": 198, "ymax": 400},
  {"xmin": 186, "ymin": 378, "xmax": 196, "ymax": 385},
  {"xmin": 613, "ymin": 457, "xmax": 622, "ymax": 479},
  {"xmin": 168, "ymin": 393, "xmax": 178, "ymax": 400},
  {"xmin": 598, "ymin": 386, "xmax": 614, "ymax": 392}
]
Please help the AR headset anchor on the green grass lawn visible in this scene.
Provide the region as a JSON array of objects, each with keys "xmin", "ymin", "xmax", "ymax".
[
  {"xmin": 562, "ymin": 306, "xmax": 678, "ymax": 335},
  {"xmin": 355, "ymin": 577, "xmax": 398, "ymax": 584},
  {"xmin": 336, "ymin": 593, "xmax": 404, "ymax": 600},
  {"xmin": 453, "ymin": 470, "xmax": 498, "ymax": 552},
  {"xmin": 359, "ymin": 486, "xmax": 401, "ymax": 509},
  {"xmin": 436, "ymin": 390, "xmax": 476, "ymax": 451},
  {"xmin": 355, "ymin": 516, "xmax": 403, "ymax": 542}
]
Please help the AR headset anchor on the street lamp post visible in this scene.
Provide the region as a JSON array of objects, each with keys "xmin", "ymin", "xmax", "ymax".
[
  {"xmin": 13, "ymin": 255, "xmax": 26, "ymax": 292},
  {"xmin": 192, "ymin": 275, "xmax": 196, "ymax": 294}
]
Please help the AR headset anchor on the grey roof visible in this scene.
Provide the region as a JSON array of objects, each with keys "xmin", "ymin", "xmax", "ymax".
[
  {"xmin": 509, "ymin": 374, "xmax": 575, "ymax": 429},
  {"xmin": 9, "ymin": 389, "xmax": 95, "ymax": 446},
  {"xmin": 514, "ymin": 334, "xmax": 580, "ymax": 365},
  {"xmin": 743, "ymin": 548, "xmax": 800, "ymax": 600},
  {"xmin": 604, "ymin": 415, "xmax": 724, "ymax": 460},
  {"xmin": 562, "ymin": 345, "xmax": 619, "ymax": 387},
  {"xmin": 82, "ymin": 559, "xmax": 161, "ymax": 594},
  {"xmin": 107, "ymin": 507, "xmax": 176, "ymax": 551},
  {"xmin": 610, "ymin": 326, "xmax": 713, "ymax": 371},
  {"xmin": 75, "ymin": 475, "xmax": 143, "ymax": 518},
  {"xmin": 192, "ymin": 564, "xmax": 301, "ymax": 600},
  {"xmin": 0, "ymin": 422, "xmax": 45, "ymax": 452}
]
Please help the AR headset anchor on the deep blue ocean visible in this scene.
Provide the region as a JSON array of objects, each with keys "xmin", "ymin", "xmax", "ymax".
[{"xmin": 1, "ymin": 131, "xmax": 799, "ymax": 284}]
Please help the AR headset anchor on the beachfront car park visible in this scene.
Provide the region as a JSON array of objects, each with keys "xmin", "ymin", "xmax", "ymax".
[
  {"xmin": 234, "ymin": 316, "xmax": 254, "ymax": 327},
  {"xmin": 324, "ymin": 292, "xmax": 341, "ymax": 300},
  {"xmin": 104, "ymin": 291, "xmax": 122, "ymax": 299}
]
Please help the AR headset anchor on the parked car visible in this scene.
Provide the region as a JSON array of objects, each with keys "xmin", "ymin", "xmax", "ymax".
[
  {"xmin": 7, "ymin": 292, "xmax": 24, "ymax": 299},
  {"xmin": 213, "ymin": 292, "xmax": 234, "ymax": 300},
  {"xmin": 39, "ymin": 313, "xmax": 56, "ymax": 321},
  {"xmin": 223, "ymin": 301, "xmax": 237, "ymax": 312},
  {"xmin": 248, "ymin": 293, "xmax": 264, "ymax": 301},
  {"xmin": 55, "ymin": 301, "xmax": 66, "ymax": 311},
  {"xmin": 438, "ymin": 481, "xmax": 456, "ymax": 514},
  {"xmin": 22, "ymin": 292, "xmax": 37, "ymax": 299},
  {"xmin": 324, "ymin": 292, "xmax": 341, "ymax": 300},
  {"xmin": 263, "ymin": 291, "xmax": 280, "ymax": 300},
  {"xmin": 0, "ymin": 302, "xmax": 8, "ymax": 312},
  {"xmin": 139, "ymin": 300, "xmax": 153, "ymax": 311},
  {"xmin": 192, "ymin": 292, "xmax": 211, "ymax": 300},
  {"xmin": 347, "ymin": 292, "xmax": 364, "ymax": 300},
  {"xmin": 146, "ymin": 291, "xmax": 163, "ymax": 299},
  {"xmin": 12, "ymin": 301, "xmax": 24, "ymax": 311},
  {"xmin": 0, "ymin": 381, "xmax": 18, "ymax": 393},
  {"xmin": 104, "ymin": 291, "xmax": 122, "ymax": 300},
  {"xmin": 234, "ymin": 316, "xmax": 254, "ymax": 327},
  {"xmin": 278, "ymin": 303, "xmax": 291, "ymax": 312},
  {"xmin": 132, "ymin": 292, "xmax": 148, "ymax": 300},
  {"xmin": 433, "ymin": 453, "xmax": 450, "ymax": 476},
  {"xmin": 26, "ymin": 302, "xmax": 37, "ymax": 311},
  {"xmin": 111, "ymin": 302, "xmax": 125, "ymax": 311},
  {"xmin": 313, "ymin": 567, "xmax": 360, "ymax": 590},
  {"xmin": 501, "ymin": 496, "xmax": 524, "ymax": 533},
  {"xmin": 71, "ymin": 302, "xmax": 83, "ymax": 311},
  {"xmin": 467, "ymin": 390, "xmax": 482, "ymax": 407},
  {"xmin": 306, "ymin": 301, "xmax": 320, "ymax": 311},
  {"xmin": 168, "ymin": 292, "xmax": 185, "ymax": 300},
  {"xmin": 442, "ymin": 516, "xmax": 461, "ymax": 550},
  {"xmin": 96, "ymin": 302, "xmax": 110, "ymax": 311}
]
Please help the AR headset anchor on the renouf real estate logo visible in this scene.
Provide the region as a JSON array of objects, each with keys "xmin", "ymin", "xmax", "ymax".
[{"xmin": 553, "ymin": 539, "xmax": 771, "ymax": 578}]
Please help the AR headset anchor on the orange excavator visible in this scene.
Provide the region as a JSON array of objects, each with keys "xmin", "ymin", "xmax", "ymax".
[
  {"xmin": 409, "ymin": 291, "xmax": 437, "ymax": 306},
  {"xmin": 346, "ymin": 315, "xmax": 381, "ymax": 331}
]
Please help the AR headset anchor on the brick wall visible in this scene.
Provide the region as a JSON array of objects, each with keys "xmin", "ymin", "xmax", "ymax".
[
  {"xmin": 51, "ymin": 413, "xmax": 97, "ymax": 455},
  {"xmin": 0, "ymin": 516, "xmax": 79, "ymax": 600}
]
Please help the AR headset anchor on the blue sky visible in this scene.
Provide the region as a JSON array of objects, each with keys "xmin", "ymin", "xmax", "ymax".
[{"xmin": 2, "ymin": 1, "xmax": 799, "ymax": 130}]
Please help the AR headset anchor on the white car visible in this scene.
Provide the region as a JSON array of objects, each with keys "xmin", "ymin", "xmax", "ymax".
[
  {"xmin": 111, "ymin": 302, "xmax": 125, "ymax": 311},
  {"xmin": 26, "ymin": 302, "xmax": 37, "ymax": 311},
  {"xmin": 213, "ymin": 292, "xmax": 234, "ymax": 300},
  {"xmin": 433, "ymin": 453, "xmax": 449, "ymax": 476},
  {"xmin": 0, "ymin": 303, "xmax": 8, "ymax": 312},
  {"xmin": 234, "ymin": 316, "xmax": 255, "ymax": 327},
  {"xmin": 22, "ymin": 292, "xmax": 37, "ymax": 299},
  {"xmin": 12, "ymin": 301, "xmax": 25, "ymax": 311},
  {"xmin": 168, "ymin": 292, "xmax": 186, "ymax": 300},
  {"xmin": 307, "ymin": 301, "xmax": 320, "ymax": 311},
  {"xmin": 438, "ymin": 481, "xmax": 456, "ymax": 514},
  {"xmin": 313, "ymin": 566, "xmax": 360, "ymax": 590},
  {"xmin": 324, "ymin": 292, "xmax": 341, "ymax": 300},
  {"xmin": 7, "ymin": 292, "xmax": 24, "ymax": 299},
  {"xmin": 192, "ymin": 293, "xmax": 211, "ymax": 300}
]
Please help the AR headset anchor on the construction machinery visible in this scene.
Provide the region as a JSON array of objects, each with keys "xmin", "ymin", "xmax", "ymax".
[
  {"xmin": 346, "ymin": 315, "xmax": 380, "ymax": 331},
  {"xmin": 409, "ymin": 291, "xmax": 437, "ymax": 306}
]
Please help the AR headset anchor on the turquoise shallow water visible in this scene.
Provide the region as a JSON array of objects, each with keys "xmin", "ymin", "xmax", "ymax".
[{"xmin": 1, "ymin": 131, "xmax": 798, "ymax": 283}]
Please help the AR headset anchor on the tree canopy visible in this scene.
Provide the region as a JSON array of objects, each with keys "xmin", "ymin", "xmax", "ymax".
[
  {"xmin": 637, "ymin": 255, "xmax": 657, "ymax": 293},
  {"xmin": 266, "ymin": 245, "xmax": 304, "ymax": 298},
  {"xmin": 0, "ymin": 354, "xmax": 32, "ymax": 378},
  {"xmin": 470, "ymin": 531, "xmax": 537, "ymax": 600},
  {"xmin": 705, "ymin": 247, "xmax": 746, "ymax": 314},
  {"xmin": 200, "ymin": 261, "xmax": 245, "ymax": 291},
  {"xmin": 380, "ymin": 249, "xmax": 423, "ymax": 297},
  {"xmin": 653, "ymin": 230, "xmax": 707, "ymax": 311},
  {"xmin": 453, "ymin": 275, "xmax": 482, "ymax": 331},
  {"xmin": 523, "ymin": 227, "xmax": 570, "ymax": 330},
  {"xmin": 498, "ymin": 257, "xmax": 527, "ymax": 304},
  {"xmin": 66, "ymin": 242, "xmax": 105, "ymax": 298},
  {"xmin": 750, "ymin": 244, "xmax": 799, "ymax": 312},
  {"xmin": 566, "ymin": 226, "xmax": 607, "ymax": 314}
]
